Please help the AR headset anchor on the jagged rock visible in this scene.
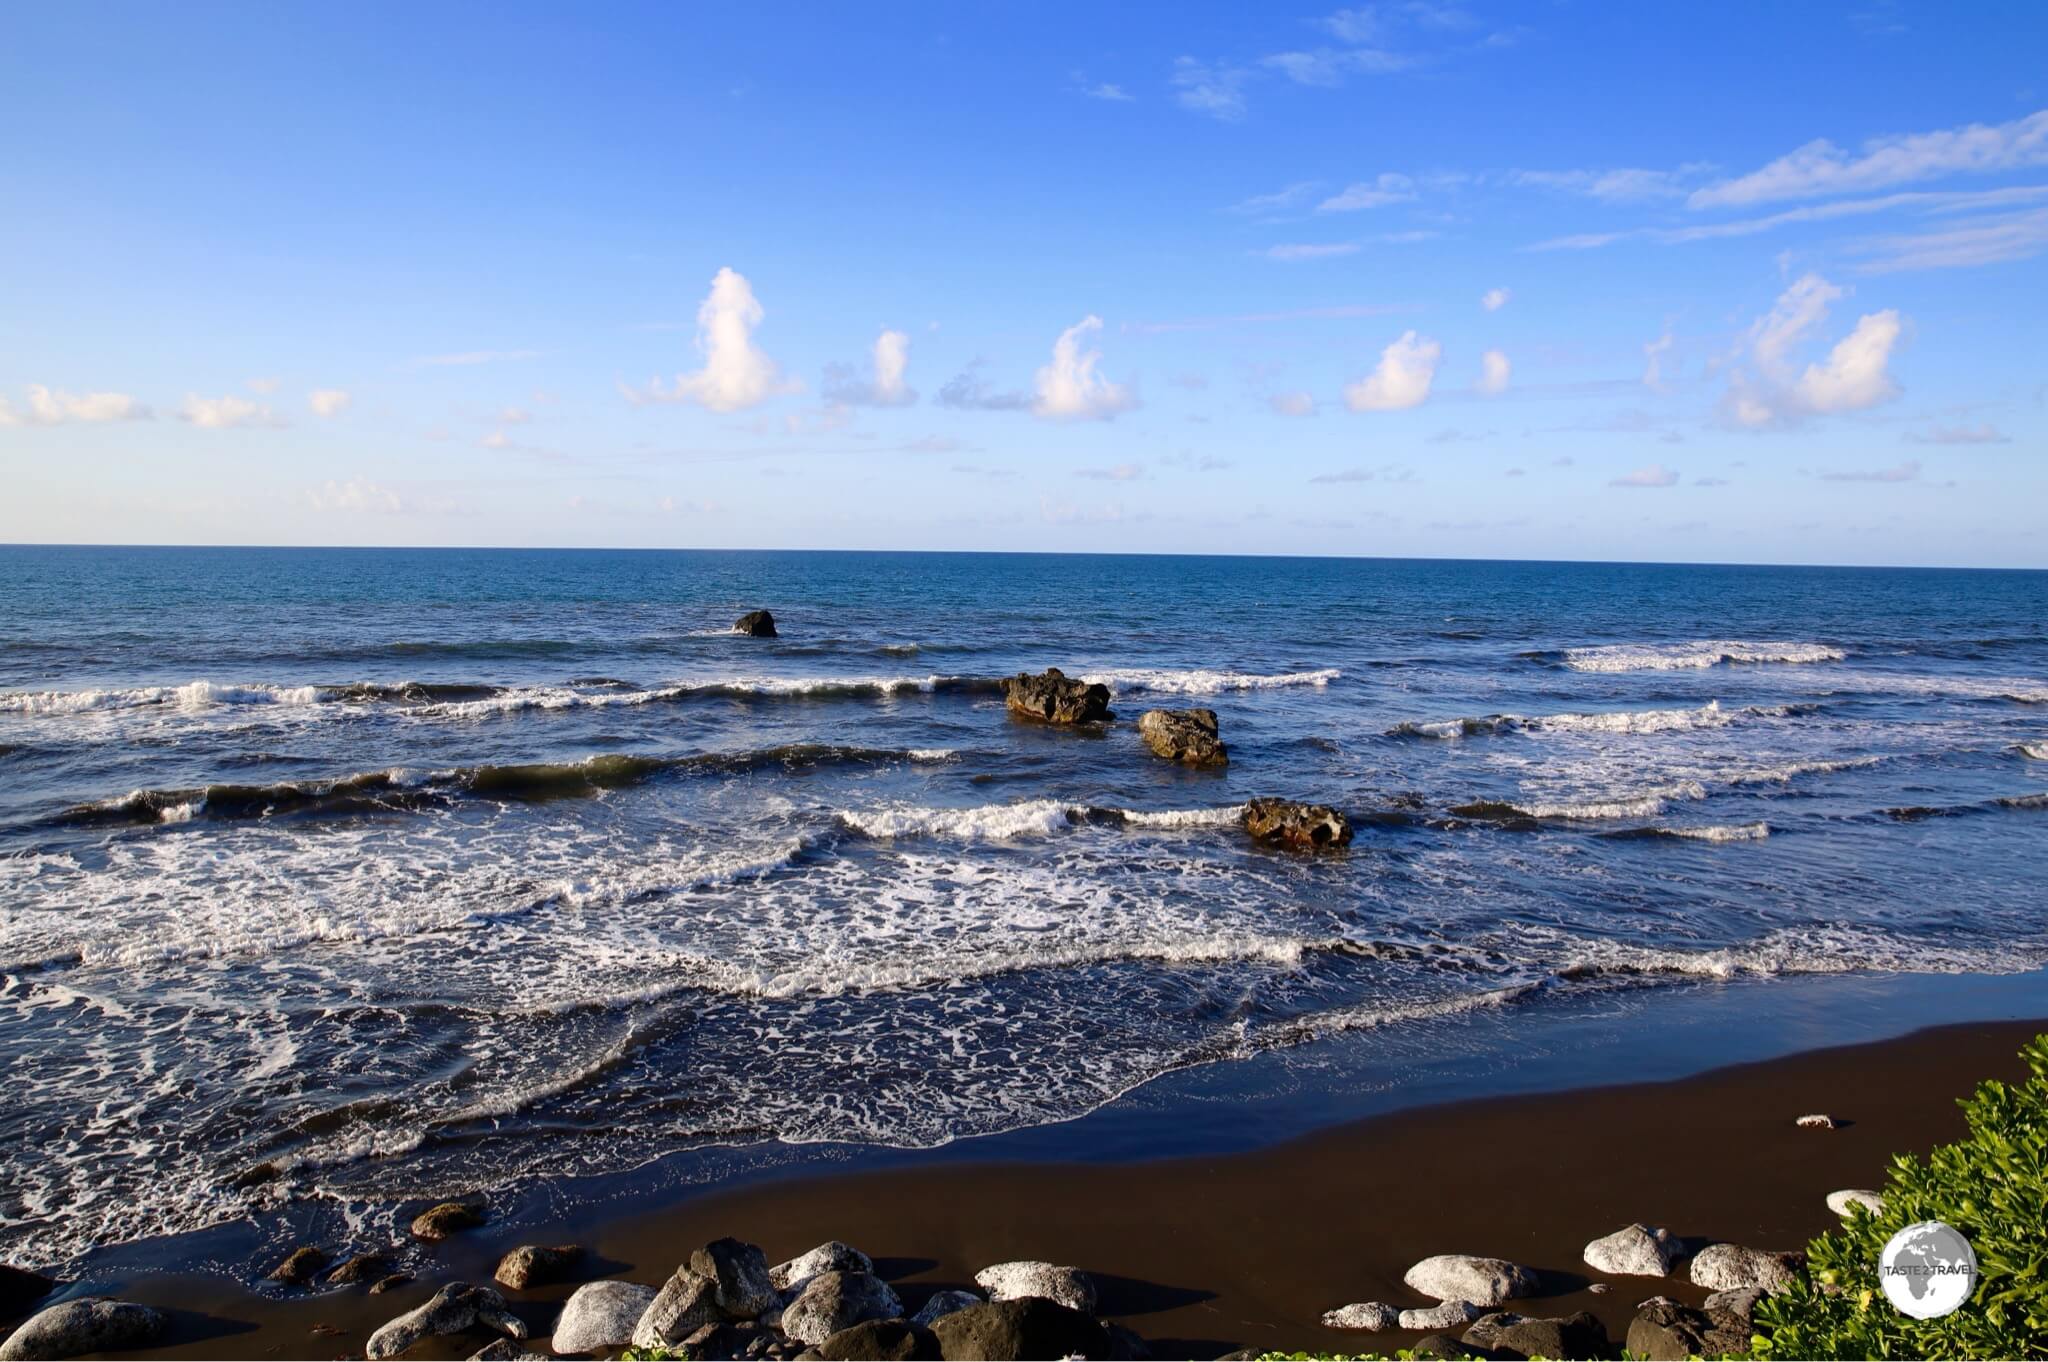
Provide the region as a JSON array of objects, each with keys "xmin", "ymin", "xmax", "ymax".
[
  {"xmin": 1403, "ymin": 1255, "xmax": 1538, "ymax": 1307},
  {"xmin": 810, "ymin": 1318, "xmax": 939, "ymax": 1360},
  {"xmin": 930, "ymin": 1298, "xmax": 1110, "ymax": 1361},
  {"xmin": 1320, "ymin": 1301, "xmax": 1399, "ymax": 1330},
  {"xmin": 1138, "ymin": 709, "xmax": 1227, "ymax": 766},
  {"xmin": 551, "ymin": 1280, "xmax": 658, "ymax": 1356},
  {"xmin": 690, "ymin": 1238, "xmax": 780, "ymax": 1319},
  {"xmin": 631, "ymin": 1269, "xmax": 726, "ymax": 1350},
  {"xmin": 972, "ymin": 1261, "xmax": 1097, "ymax": 1313},
  {"xmin": 735, "ymin": 611, "xmax": 778, "ymax": 638},
  {"xmin": 680, "ymin": 1320, "xmax": 770, "ymax": 1360},
  {"xmin": 1242, "ymin": 797, "xmax": 1352, "ymax": 850},
  {"xmin": 1462, "ymin": 1310, "xmax": 1612, "ymax": 1359},
  {"xmin": 409, "ymin": 1200, "xmax": 485, "ymax": 1241},
  {"xmin": 1003, "ymin": 668, "xmax": 1112, "ymax": 724},
  {"xmin": 1104, "ymin": 1319, "xmax": 1152, "ymax": 1360},
  {"xmin": 910, "ymin": 1291, "xmax": 981, "ymax": 1328},
  {"xmin": 1688, "ymin": 1243, "xmax": 1803, "ymax": 1294},
  {"xmin": 369, "ymin": 1273, "xmax": 413, "ymax": 1294},
  {"xmin": 470, "ymin": 1341, "xmax": 546, "ymax": 1361},
  {"xmin": 782, "ymin": 1271, "xmax": 903, "ymax": 1346},
  {"xmin": 0, "ymin": 1299, "xmax": 165, "ymax": 1361},
  {"xmin": 1400, "ymin": 1300, "xmax": 1483, "ymax": 1330},
  {"xmin": 1626, "ymin": 1299, "xmax": 1750, "ymax": 1362},
  {"xmin": 0, "ymin": 1269, "xmax": 52, "ymax": 1324},
  {"xmin": 1703, "ymin": 1286, "xmax": 1765, "ymax": 1324},
  {"xmin": 1583, "ymin": 1223, "xmax": 1682, "ymax": 1277},
  {"xmin": 267, "ymin": 1245, "xmax": 329, "ymax": 1286},
  {"xmin": 495, "ymin": 1243, "xmax": 584, "ymax": 1291},
  {"xmin": 366, "ymin": 1282, "xmax": 526, "ymax": 1360},
  {"xmin": 327, "ymin": 1252, "xmax": 392, "ymax": 1286},
  {"xmin": 1827, "ymin": 1188, "xmax": 1885, "ymax": 1217},
  {"xmin": 1795, "ymin": 1113, "xmax": 1838, "ymax": 1129},
  {"xmin": 773, "ymin": 1242, "xmax": 875, "ymax": 1295}
]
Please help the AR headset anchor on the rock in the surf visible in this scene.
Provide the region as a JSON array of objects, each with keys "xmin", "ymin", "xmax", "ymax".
[
  {"xmin": 1002, "ymin": 668, "xmax": 1112, "ymax": 724},
  {"xmin": 911, "ymin": 1290, "xmax": 982, "ymax": 1328},
  {"xmin": 267, "ymin": 1245, "xmax": 330, "ymax": 1286},
  {"xmin": 495, "ymin": 1244, "xmax": 585, "ymax": 1291},
  {"xmin": 0, "ymin": 1299, "xmax": 164, "ymax": 1361},
  {"xmin": 551, "ymin": 1280, "xmax": 657, "ymax": 1355},
  {"xmin": 631, "ymin": 1269, "xmax": 726, "ymax": 1350},
  {"xmin": 409, "ymin": 1200, "xmax": 485, "ymax": 1241},
  {"xmin": 367, "ymin": 1282, "xmax": 526, "ymax": 1360},
  {"xmin": 688, "ymin": 1238, "xmax": 781, "ymax": 1319},
  {"xmin": 1399, "ymin": 1300, "xmax": 1482, "ymax": 1330},
  {"xmin": 368, "ymin": 1273, "xmax": 413, "ymax": 1294},
  {"xmin": 1795, "ymin": 1112, "xmax": 1838, "ymax": 1129},
  {"xmin": 1137, "ymin": 708, "xmax": 1228, "ymax": 766},
  {"xmin": 1688, "ymin": 1243, "xmax": 1803, "ymax": 1294},
  {"xmin": 973, "ymin": 1261, "xmax": 1097, "ymax": 1313},
  {"xmin": 1242, "ymin": 797, "xmax": 1352, "ymax": 850},
  {"xmin": 734, "ymin": 610, "xmax": 778, "ymax": 637},
  {"xmin": 812, "ymin": 1317, "xmax": 940, "ymax": 1360},
  {"xmin": 773, "ymin": 1242, "xmax": 875, "ymax": 1296},
  {"xmin": 1403, "ymin": 1255, "xmax": 1538, "ymax": 1307},
  {"xmin": 1462, "ymin": 1310, "xmax": 1611, "ymax": 1359},
  {"xmin": 782, "ymin": 1271, "xmax": 904, "ymax": 1346},
  {"xmin": 1626, "ymin": 1298, "xmax": 1750, "ymax": 1361},
  {"xmin": 1827, "ymin": 1188, "xmax": 1885, "ymax": 1217},
  {"xmin": 1321, "ymin": 1301, "xmax": 1400, "ymax": 1330},
  {"xmin": 0, "ymin": 1267, "xmax": 53, "ymax": 1322},
  {"xmin": 326, "ymin": 1251, "xmax": 392, "ymax": 1286},
  {"xmin": 929, "ymin": 1298, "xmax": 1110, "ymax": 1362},
  {"xmin": 1583, "ymin": 1223, "xmax": 1682, "ymax": 1277}
]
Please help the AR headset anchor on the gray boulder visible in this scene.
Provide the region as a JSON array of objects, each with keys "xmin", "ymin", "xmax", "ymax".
[
  {"xmin": 495, "ymin": 1243, "xmax": 584, "ymax": 1291},
  {"xmin": 0, "ymin": 1299, "xmax": 165, "ymax": 1361},
  {"xmin": 1688, "ymin": 1243, "xmax": 1803, "ymax": 1294},
  {"xmin": 734, "ymin": 610, "xmax": 778, "ymax": 638},
  {"xmin": 366, "ymin": 1282, "xmax": 526, "ymax": 1360},
  {"xmin": 910, "ymin": 1290, "xmax": 981, "ymax": 1328},
  {"xmin": 782, "ymin": 1271, "xmax": 903, "ymax": 1347},
  {"xmin": 1403, "ymin": 1255, "xmax": 1538, "ymax": 1307},
  {"xmin": 1320, "ymin": 1301, "xmax": 1399, "ymax": 1330},
  {"xmin": 469, "ymin": 1341, "xmax": 547, "ymax": 1361},
  {"xmin": 1626, "ymin": 1299, "xmax": 1750, "ymax": 1361},
  {"xmin": 1003, "ymin": 668, "xmax": 1112, "ymax": 724},
  {"xmin": 552, "ymin": 1279, "xmax": 659, "ymax": 1356},
  {"xmin": 929, "ymin": 1298, "xmax": 1110, "ymax": 1361},
  {"xmin": 1703, "ymin": 1286, "xmax": 1765, "ymax": 1324},
  {"xmin": 772, "ymin": 1242, "xmax": 874, "ymax": 1296},
  {"xmin": 811, "ymin": 1318, "xmax": 939, "ymax": 1360},
  {"xmin": 631, "ymin": 1269, "xmax": 726, "ymax": 1350},
  {"xmin": 1462, "ymin": 1310, "xmax": 1612, "ymax": 1359},
  {"xmin": 1243, "ymin": 797, "xmax": 1352, "ymax": 850},
  {"xmin": 972, "ymin": 1261, "xmax": 1096, "ymax": 1313},
  {"xmin": 1583, "ymin": 1223, "xmax": 1682, "ymax": 1277},
  {"xmin": 690, "ymin": 1238, "xmax": 780, "ymax": 1319},
  {"xmin": 1138, "ymin": 709, "xmax": 1228, "ymax": 766},
  {"xmin": 1400, "ymin": 1300, "xmax": 1482, "ymax": 1330}
]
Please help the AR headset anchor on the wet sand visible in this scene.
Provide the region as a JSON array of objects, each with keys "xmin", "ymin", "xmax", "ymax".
[{"xmin": 26, "ymin": 1015, "xmax": 2044, "ymax": 1360}]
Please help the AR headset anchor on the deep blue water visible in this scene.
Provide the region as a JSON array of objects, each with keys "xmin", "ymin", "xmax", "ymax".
[{"xmin": 2, "ymin": 546, "xmax": 2046, "ymax": 1271}]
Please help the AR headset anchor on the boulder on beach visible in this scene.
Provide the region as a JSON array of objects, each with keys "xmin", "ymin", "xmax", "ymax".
[
  {"xmin": 1402, "ymin": 1254, "xmax": 1537, "ymax": 1308},
  {"xmin": 1626, "ymin": 1298, "xmax": 1750, "ymax": 1362},
  {"xmin": 631, "ymin": 1268, "xmax": 726, "ymax": 1350},
  {"xmin": 0, "ymin": 1299, "xmax": 164, "ymax": 1362},
  {"xmin": 326, "ymin": 1251, "xmax": 392, "ymax": 1286},
  {"xmin": 1582, "ymin": 1222, "xmax": 1682, "ymax": 1277},
  {"xmin": 973, "ymin": 1261, "xmax": 1097, "ymax": 1314},
  {"xmin": 0, "ymin": 1268, "xmax": 53, "ymax": 1323},
  {"xmin": 910, "ymin": 1290, "xmax": 981, "ymax": 1329},
  {"xmin": 689, "ymin": 1238, "xmax": 781, "ymax": 1319},
  {"xmin": 494, "ymin": 1243, "xmax": 584, "ymax": 1291},
  {"xmin": 409, "ymin": 1200, "xmax": 485, "ymax": 1241},
  {"xmin": 1827, "ymin": 1187, "xmax": 1885, "ymax": 1217},
  {"xmin": 1320, "ymin": 1301, "xmax": 1399, "ymax": 1331},
  {"xmin": 1399, "ymin": 1300, "xmax": 1482, "ymax": 1331},
  {"xmin": 367, "ymin": 1282, "xmax": 526, "ymax": 1361},
  {"xmin": 1002, "ymin": 668, "xmax": 1112, "ymax": 724},
  {"xmin": 552, "ymin": 1279, "xmax": 658, "ymax": 1356},
  {"xmin": 1687, "ymin": 1243, "xmax": 1803, "ymax": 1294},
  {"xmin": 811, "ymin": 1317, "xmax": 940, "ymax": 1360},
  {"xmin": 267, "ymin": 1245, "xmax": 329, "ymax": 1286},
  {"xmin": 782, "ymin": 1270, "xmax": 903, "ymax": 1347},
  {"xmin": 1137, "ymin": 708, "xmax": 1228, "ymax": 766},
  {"xmin": 1703, "ymin": 1286, "xmax": 1766, "ymax": 1324},
  {"xmin": 1242, "ymin": 796, "xmax": 1352, "ymax": 851},
  {"xmin": 773, "ymin": 1241, "xmax": 875, "ymax": 1296},
  {"xmin": 930, "ymin": 1298, "xmax": 1110, "ymax": 1362},
  {"xmin": 734, "ymin": 610, "xmax": 778, "ymax": 638},
  {"xmin": 1409, "ymin": 1333, "xmax": 1492, "ymax": 1361},
  {"xmin": 469, "ymin": 1341, "xmax": 546, "ymax": 1362},
  {"xmin": 1462, "ymin": 1309, "xmax": 1612, "ymax": 1360}
]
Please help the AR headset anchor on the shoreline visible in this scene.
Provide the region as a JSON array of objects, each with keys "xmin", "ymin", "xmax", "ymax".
[{"xmin": 27, "ymin": 1012, "xmax": 2046, "ymax": 1359}]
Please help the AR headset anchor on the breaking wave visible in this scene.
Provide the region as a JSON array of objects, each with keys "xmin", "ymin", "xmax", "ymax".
[
  {"xmin": 1386, "ymin": 699, "xmax": 1814, "ymax": 740},
  {"xmin": 837, "ymin": 800, "xmax": 1245, "ymax": 842},
  {"xmin": 1532, "ymin": 640, "xmax": 1845, "ymax": 673}
]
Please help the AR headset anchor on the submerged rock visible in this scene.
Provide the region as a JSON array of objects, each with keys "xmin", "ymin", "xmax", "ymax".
[
  {"xmin": 1827, "ymin": 1188, "xmax": 1885, "ymax": 1217},
  {"xmin": 690, "ymin": 1238, "xmax": 780, "ymax": 1319},
  {"xmin": 632, "ymin": 1269, "xmax": 726, "ymax": 1350},
  {"xmin": 811, "ymin": 1318, "xmax": 939, "ymax": 1360},
  {"xmin": 1137, "ymin": 708, "xmax": 1228, "ymax": 766},
  {"xmin": 552, "ymin": 1280, "xmax": 658, "ymax": 1356},
  {"xmin": 0, "ymin": 1299, "xmax": 165, "ymax": 1361},
  {"xmin": 366, "ymin": 1282, "xmax": 526, "ymax": 1360},
  {"xmin": 1320, "ymin": 1301, "xmax": 1399, "ymax": 1330},
  {"xmin": 0, "ymin": 1269, "xmax": 53, "ymax": 1323},
  {"xmin": 972, "ymin": 1261, "xmax": 1096, "ymax": 1313},
  {"xmin": 909, "ymin": 1290, "xmax": 981, "ymax": 1328},
  {"xmin": 327, "ymin": 1252, "xmax": 393, "ymax": 1286},
  {"xmin": 1399, "ymin": 1300, "xmax": 1483, "ymax": 1331},
  {"xmin": 782, "ymin": 1271, "xmax": 903, "ymax": 1347},
  {"xmin": 409, "ymin": 1200, "xmax": 485, "ymax": 1241},
  {"xmin": 1003, "ymin": 668, "xmax": 1112, "ymax": 724},
  {"xmin": 267, "ymin": 1245, "xmax": 330, "ymax": 1286},
  {"xmin": 1242, "ymin": 796, "xmax": 1352, "ymax": 850},
  {"xmin": 1688, "ymin": 1243, "xmax": 1803, "ymax": 1294},
  {"xmin": 1403, "ymin": 1255, "xmax": 1537, "ymax": 1307},
  {"xmin": 368, "ymin": 1273, "xmax": 413, "ymax": 1295},
  {"xmin": 929, "ymin": 1298, "xmax": 1109, "ymax": 1362},
  {"xmin": 1583, "ymin": 1223, "xmax": 1682, "ymax": 1277},
  {"xmin": 1626, "ymin": 1298, "xmax": 1750, "ymax": 1362},
  {"xmin": 1462, "ymin": 1310, "xmax": 1611, "ymax": 1359},
  {"xmin": 495, "ymin": 1244, "xmax": 584, "ymax": 1291},
  {"xmin": 773, "ymin": 1242, "xmax": 874, "ymax": 1296}
]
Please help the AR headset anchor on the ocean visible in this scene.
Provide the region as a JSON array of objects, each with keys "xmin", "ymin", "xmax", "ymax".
[{"xmin": 2, "ymin": 546, "xmax": 2045, "ymax": 1275}]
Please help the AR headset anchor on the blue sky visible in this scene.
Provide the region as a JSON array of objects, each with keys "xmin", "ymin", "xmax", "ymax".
[{"xmin": 2, "ymin": 1, "xmax": 2044, "ymax": 566}]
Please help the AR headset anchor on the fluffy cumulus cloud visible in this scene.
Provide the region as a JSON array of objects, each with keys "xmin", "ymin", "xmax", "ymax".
[
  {"xmin": 1690, "ymin": 108, "xmax": 2048, "ymax": 209},
  {"xmin": 180, "ymin": 394, "xmax": 284, "ymax": 428},
  {"xmin": 631, "ymin": 267, "xmax": 797, "ymax": 411},
  {"xmin": 824, "ymin": 328, "xmax": 917, "ymax": 406},
  {"xmin": 1343, "ymin": 331, "xmax": 1441, "ymax": 411},
  {"xmin": 1033, "ymin": 316, "xmax": 1136, "ymax": 421},
  {"xmin": 308, "ymin": 388, "xmax": 352, "ymax": 417},
  {"xmin": 1477, "ymin": 348, "xmax": 1511, "ymax": 395},
  {"xmin": 1611, "ymin": 463, "xmax": 1680, "ymax": 488},
  {"xmin": 1721, "ymin": 273, "xmax": 1904, "ymax": 428},
  {"xmin": 1481, "ymin": 287, "xmax": 1510, "ymax": 311},
  {"xmin": 0, "ymin": 384, "xmax": 151, "ymax": 426}
]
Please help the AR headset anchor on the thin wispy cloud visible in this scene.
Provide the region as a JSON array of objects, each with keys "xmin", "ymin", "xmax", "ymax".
[
  {"xmin": 414, "ymin": 349, "xmax": 543, "ymax": 367},
  {"xmin": 0, "ymin": 384, "xmax": 150, "ymax": 426},
  {"xmin": 1820, "ymin": 459, "xmax": 1922, "ymax": 483},
  {"xmin": 1689, "ymin": 108, "xmax": 2048, "ymax": 208},
  {"xmin": 1848, "ymin": 206, "xmax": 2048, "ymax": 273},
  {"xmin": 1907, "ymin": 422, "xmax": 2008, "ymax": 445},
  {"xmin": 180, "ymin": 393, "xmax": 285, "ymax": 429},
  {"xmin": 1171, "ymin": 57, "xmax": 1249, "ymax": 120},
  {"xmin": 1611, "ymin": 463, "xmax": 1680, "ymax": 488},
  {"xmin": 1262, "ymin": 241, "xmax": 1360, "ymax": 261},
  {"xmin": 308, "ymin": 389, "xmax": 352, "ymax": 417}
]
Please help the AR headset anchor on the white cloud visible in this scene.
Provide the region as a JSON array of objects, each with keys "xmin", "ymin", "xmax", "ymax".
[
  {"xmin": 1172, "ymin": 57, "xmax": 1249, "ymax": 120},
  {"xmin": 498, "ymin": 406, "xmax": 532, "ymax": 424},
  {"xmin": 1690, "ymin": 109, "xmax": 2048, "ymax": 209},
  {"xmin": 824, "ymin": 328, "xmax": 917, "ymax": 406},
  {"xmin": 308, "ymin": 388, "xmax": 352, "ymax": 417},
  {"xmin": 1642, "ymin": 331, "xmax": 1675, "ymax": 391},
  {"xmin": 1820, "ymin": 459, "xmax": 1921, "ymax": 483},
  {"xmin": 1263, "ymin": 48, "xmax": 1413, "ymax": 86},
  {"xmin": 1343, "ymin": 330, "xmax": 1441, "ymax": 411},
  {"xmin": 1082, "ymin": 82, "xmax": 1135, "ymax": 102},
  {"xmin": 1270, "ymin": 390, "xmax": 1317, "ymax": 417},
  {"xmin": 1075, "ymin": 462, "xmax": 1144, "ymax": 480},
  {"xmin": 1476, "ymin": 349, "xmax": 1510, "ymax": 395},
  {"xmin": 1033, "ymin": 316, "xmax": 1136, "ymax": 421},
  {"xmin": 1611, "ymin": 463, "xmax": 1680, "ymax": 488},
  {"xmin": 1850, "ymin": 206, "xmax": 2048, "ymax": 273},
  {"xmin": 1481, "ymin": 287, "xmax": 1510, "ymax": 311},
  {"xmin": 482, "ymin": 430, "xmax": 513, "ymax": 450},
  {"xmin": 1318, "ymin": 173, "xmax": 1416, "ymax": 212},
  {"xmin": 0, "ymin": 384, "xmax": 151, "ymax": 427},
  {"xmin": 1721, "ymin": 273, "xmax": 1904, "ymax": 428},
  {"xmin": 308, "ymin": 478, "xmax": 404, "ymax": 513},
  {"xmin": 1513, "ymin": 166, "xmax": 1697, "ymax": 201},
  {"xmin": 1908, "ymin": 422, "xmax": 2008, "ymax": 445},
  {"xmin": 1262, "ymin": 241, "xmax": 1360, "ymax": 261},
  {"xmin": 1230, "ymin": 181, "xmax": 1322, "ymax": 216},
  {"xmin": 629, "ymin": 267, "xmax": 797, "ymax": 411},
  {"xmin": 1794, "ymin": 309, "xmax": 1901, "ymax": 413},
  {"xmin": 179, "ymin": 393, "xmax": 284, "ymax": 428}
]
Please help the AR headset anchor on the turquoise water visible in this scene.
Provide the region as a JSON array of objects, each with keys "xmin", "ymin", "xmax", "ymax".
[{"xmin": 2, "ymin": 547, "xmax": 2046, "ymax": 1272}]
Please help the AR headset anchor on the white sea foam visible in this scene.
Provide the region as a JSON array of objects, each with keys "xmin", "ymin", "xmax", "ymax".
[
  {"xmin": 1079, "ymin": 667, "xmax": 1340, "ymax": 695},
  {"xmin": 1393, "ymin": 699, "xmax": 1804, "ymax": 740},
  {"xmin": 1560, "ymin": 640, "xmax": 1844, "ymax": 672},
  {"xmin": 838, "ymin": 800, "xmax": 1244, "ymax": 841},
  {"xmin": 1726, "ymin": 755, "xmax": 1887, "ymax": 785},
  {"xmin": 0, "ymin": 681, "xmax": 322, "ymax": 715},
  {"xmin": 1516, "ymin": 781, "xmax": 1708, "ymax": 820},
  {"xmin": 2015, "ymin": 742, "xmax": 2048, "ymax": 760}
]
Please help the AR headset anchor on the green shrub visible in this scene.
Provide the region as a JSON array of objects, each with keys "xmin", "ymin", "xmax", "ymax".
[{"xmin": 1753, "ymin": 1033, "xmax": 2048, "ymax": 1359}]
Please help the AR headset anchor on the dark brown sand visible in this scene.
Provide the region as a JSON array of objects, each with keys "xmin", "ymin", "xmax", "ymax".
[{"xmin": 29, "ymin": 1017, "xmax": 2047, "ymax": 1360}]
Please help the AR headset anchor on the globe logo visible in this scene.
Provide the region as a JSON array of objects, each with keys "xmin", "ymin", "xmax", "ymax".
[{"xmin": 1879, "ymin": 1220, "xmax": 1979, "ymax": 1319}]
